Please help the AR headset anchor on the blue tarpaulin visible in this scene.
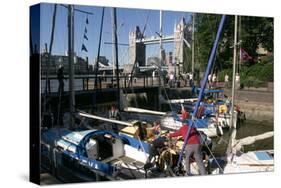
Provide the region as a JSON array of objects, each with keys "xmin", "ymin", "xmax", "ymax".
[{"xmin": 255, "ymin": 151, "xmax": 272, "ymax": 160}]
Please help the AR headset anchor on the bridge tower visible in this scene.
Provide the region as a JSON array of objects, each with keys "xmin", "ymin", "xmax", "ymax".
[
  {"xmin": 172, "ymin": 17, "xmax": 191, "ymax": 76},
  {"xmin": 129, "ymin": 26, "xmax": 146, "ymax": 67}
]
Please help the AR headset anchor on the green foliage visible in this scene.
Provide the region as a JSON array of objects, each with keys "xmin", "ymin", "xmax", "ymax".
[
  {"xmin": 193, "ymin": 14, "xmax": 273, "ymax": 74},
  {"xmin": 239, "ymin": 58, "xmax": 273, "ymax": 88},
  {"xmin": 241, "ymin": 16, "xmax": 273, "ymax": 56},
  {"xmin": 240, "ymin": 76, "xmax": 265, "ymax": 88},
  {"xmin": 184, "ymin": 13, "xmax": 273, "ymax": 89},
  {"xmin": 217, "ymin": 69, "xmax": 233, "ymax": 82},
  {"xmin": 241, "ymin": 62, "xmax": 273, "ymax": 82},
  {"xmin": 195, "ymin": 13, "xmax": 221, "ymax": 71}
]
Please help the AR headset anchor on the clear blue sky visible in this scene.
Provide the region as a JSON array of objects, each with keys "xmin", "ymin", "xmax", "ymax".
[{"xmin": 39, "ymin": 3, "xmax": 191, "ymax": 66}]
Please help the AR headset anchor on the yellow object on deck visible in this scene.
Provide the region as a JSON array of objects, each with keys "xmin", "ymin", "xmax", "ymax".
[
  {"xmin": 219, "ymin": 104, "xmax": 228, "ymax": 113},
  {"xmin": 120, "ymin": 126, "xmax": 139, "ymax": 138}
]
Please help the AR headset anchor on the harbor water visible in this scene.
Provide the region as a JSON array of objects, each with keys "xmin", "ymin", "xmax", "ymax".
[{"xmin": 213, "ymin": 120, "xmax": 273, "ymax": 156}]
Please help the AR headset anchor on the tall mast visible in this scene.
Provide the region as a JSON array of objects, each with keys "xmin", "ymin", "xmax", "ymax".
[
  {"xmin": 45, "ymin": 4, "xmax": 57, "ymax": 97},
  {"xmin": 68, "ymin": 5, "xmax": 75, "ymax": 129},
  {"xmin": 226, "ymin": 15, "xmax": 238, "ymax": 160},
  {"xmin": 238, "ymin": 16, "xmax": 242, "ymax": 73},
  {"xmin": 112, "ymin": 10, "xmax": 116, "ymax": 77},
  {"xmin": 191, "ymin": 13, "xmax": 195, "ymax": 76},
  {"xmin": 177, "ymin": 15, "xmax": 226, "ymax": 166},
  {"xmin": 94, "ymin": 7, "xmax": 105, "ymax": 89},
  {"xmin": 112, "ymin": 8, "xmax": 120, "ymax": 110},
  {"xmin": 158, "ymin": 10, "xmax": 163, "ymax": 110},
  {"xmin": 159, "ymin": 10, "xmax": 163, "ymax": 63},
  {"xmin": 230, "ymin": 15, "xmax": 238, "ymax": 129}
]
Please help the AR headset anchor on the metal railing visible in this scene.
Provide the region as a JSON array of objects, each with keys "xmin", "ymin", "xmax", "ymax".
[{"xmin": 40, "ymin": 74, "xmax": 162, "ymax": 93}]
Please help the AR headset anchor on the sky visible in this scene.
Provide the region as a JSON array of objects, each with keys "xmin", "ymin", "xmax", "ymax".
[{"xmin": 38, "ymin": 3, "xmax": 192, "ymax": 66}]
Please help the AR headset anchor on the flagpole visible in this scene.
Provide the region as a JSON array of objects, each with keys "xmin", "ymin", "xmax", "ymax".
[{"xmin": 238, "ymin": 16, "xmax": 241, "ymax": 73}]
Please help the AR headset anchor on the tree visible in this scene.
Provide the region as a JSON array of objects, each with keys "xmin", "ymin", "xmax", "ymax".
[{"xmin": 240, "ymin": 16, "xmax": 273, "ymax": 58}]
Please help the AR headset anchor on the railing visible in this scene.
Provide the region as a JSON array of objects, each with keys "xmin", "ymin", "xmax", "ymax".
[{"xmin": 40, "ymin": 74, "xmax": 163, "ymax": 93}]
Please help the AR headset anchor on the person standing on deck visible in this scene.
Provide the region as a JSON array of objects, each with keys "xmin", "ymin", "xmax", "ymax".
[
  {"xmin": 57, "ymin": 64, "xmax": 65, "ymax": 95},
  {"xmin": 169, "ymin": 72, "xmax": 175, "ymax": 88},
  {"xmin": 108, "ymin": 105, "xmax": 121, "ymax": 133},
  {"xmin": 56, "ymin": 64, "xmax": 65, "ymax": 126},
  {"xmin": 224, "ymin": 74, "xmax": 229, "ymax": 88},
  {"xmin": 167, "ymin": 104, "xmax": 206, "ymax": 175}
]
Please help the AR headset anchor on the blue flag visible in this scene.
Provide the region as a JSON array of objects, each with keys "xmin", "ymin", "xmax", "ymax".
[
  {"xmin": 84, "ymin": 34, "xmax": 88, "ymax": 40},
  {"xmin": 81, "ymin": 44, "xmax": 88, "ymax": 52}
]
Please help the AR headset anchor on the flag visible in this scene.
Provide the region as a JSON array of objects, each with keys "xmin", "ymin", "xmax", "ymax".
[
  {"xmin": 84, "ymin": 34, "xmax": 88, "ymax": 40},
  {"xmin": 86, "ymin": 17, "xmax": 89, "ymax": 24},
  {"xmin": 81, "ymin": 44, "xmax": 88, "ymax": 52},
  {"xmin": 240, "ymin": 48, "xmax": 253, "ymax": 62},
  {"xmin": 84, "ymin": 27, "xmax": 87, "ymax": 34}
]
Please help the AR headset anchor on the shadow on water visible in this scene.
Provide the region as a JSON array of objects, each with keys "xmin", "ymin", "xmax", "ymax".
[{"xmin": 213, "ymin": 120, "xmax": 273, "ymax": 156}]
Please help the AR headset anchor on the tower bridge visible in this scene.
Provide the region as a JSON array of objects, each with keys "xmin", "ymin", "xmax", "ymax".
[{"xmin": 127, "ymin": 17, "xmax": 192, "ymax": 76}]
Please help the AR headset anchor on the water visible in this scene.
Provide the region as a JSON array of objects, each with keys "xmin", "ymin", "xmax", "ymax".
[{"xmin": 213, "ymin": 120, "xmax": 273, "ymax": 156}]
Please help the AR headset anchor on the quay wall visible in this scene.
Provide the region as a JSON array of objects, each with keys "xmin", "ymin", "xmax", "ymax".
[
  {"xmin": 128, "ymin": 87, "xmax": 275, "ymax": 122},
  {"xmin": 223, "ymin": 89, "xmax": 273, "ymax": 122},
  {"xmin": 237, "ymin": 101, "xmax": 273, "ymax": 122}
]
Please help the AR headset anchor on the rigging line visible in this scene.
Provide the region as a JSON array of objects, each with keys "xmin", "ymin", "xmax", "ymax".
[
  {"xmin": 45, "ymin": 4, "xmax": 57, "ymax": 98},
  {"xmin": 157, "ymin": 23, "xmax": 186, "ymax": 116},
  {"xmin": 210, "ymin": 16, "xmax": 221, "ymax": 77},
  {"xmin": 136, "ymin": 9, "xmax": 152, "ymax": 37},
  {"xmin": 57, "ymin": 5, "xmax": 67, "ymax": 57},
  {"xmin": 121, "ymin": 62, "xmax": 149, "ymax": 155},
  {"xmin": 107, "ymin": 13, "xmax": 147, "ymax": 158},
  {"xmin": 122, "ymin": 77, "xmax": 150, "ymax": 161},
  {"xmin": 147, "ymin": 33, "xmax": 176, "ymax": 113},
  {"xmin": 118, "ymin": 45, "xmax": 129, "ymax": 66},
  {"xmin": 140, "ymin": 10, "xmax": 151, "ymax": 37},
  {"xmin": 115, "ymin": 88, "xmax": 148, "ymax": 160},
  {"xmin": 176, "ymin": 15, "xmax": 226, "ymax": 167},
  {"xmin": 80, "ymin": 14, "xmax": 90, "ymax": 58},
  {"xmin": 151, "ymin": 61, "xmax": 176, "ymax": 115},
  {"xmin": 193, "ymin": 116, "xmax": 267, "ymax": 167},
  {"xmin": 192, "ymin": 119, "xmax": 224, "ymax": 172}
]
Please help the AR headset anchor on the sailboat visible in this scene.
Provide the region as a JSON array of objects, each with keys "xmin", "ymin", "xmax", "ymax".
[{"xmin": 40, "ymin": 5, "xmax": 154, "ymax": 182}]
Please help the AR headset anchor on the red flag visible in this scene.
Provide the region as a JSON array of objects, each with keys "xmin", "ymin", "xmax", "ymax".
[{"xmin": 240, "ymin": 48, "xmax": 253, "ymax": 62}]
